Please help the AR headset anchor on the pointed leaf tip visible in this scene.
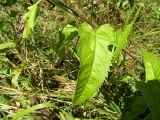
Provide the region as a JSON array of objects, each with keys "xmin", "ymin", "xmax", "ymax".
[{"xmin": 73, "ymin": 23, "xmax": 114, "ymax": 105}]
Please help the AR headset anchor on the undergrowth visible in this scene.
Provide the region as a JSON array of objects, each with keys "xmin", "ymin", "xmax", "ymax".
[{"xmin": 0, "ymin": 0, "xmax": 160, "ymax": 119}]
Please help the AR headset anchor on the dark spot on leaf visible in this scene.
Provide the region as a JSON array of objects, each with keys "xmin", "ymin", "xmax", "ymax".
[{"xmin": 108, "ymin": 44, "xmax": 115, "ymax": 52}]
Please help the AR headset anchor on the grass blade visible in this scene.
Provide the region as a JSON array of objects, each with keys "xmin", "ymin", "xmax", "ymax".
[
  {"xmin": 12, "ymin": 102, "xmax": 56, "ymax": 120},
  {"xmin": 0, "ymin": 42, "xmax": 16, "ymax": 50}
]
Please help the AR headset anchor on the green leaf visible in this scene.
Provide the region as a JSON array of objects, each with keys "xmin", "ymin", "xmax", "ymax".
[
  {"xmin": 123, "ymin": 96, "xmax": 147, "ymax": 120},
  {"xmin": 143, "ymin": 52, "xmax": 160, "ymax": 81},
  {"xmin": 23, "ymin": 0, "xmax": 41, "ymax": 39},
  {"xmin": 11, "ymin": 67, "xmax": 23, "ymax": 87},
  {"xmin": 12, "ymin": 102, "xmax": 56, "ymax": 120},
  {"xmin": 73, "ymin": 23, "xmax": 114, "ymax": 105},
  {"xmin": 55, "ymin": 22, "xmax": 78, "ymax": 59},
  {"xmin": 56, "ymin": 22, "xmax": 78, "ymax": 50},
  {"xmin": 137, "ymin": 80, "xmax": 160, "ymax": 120},
  {"xmin": 113, "ymin": 23, "xmax": 133, "ymax": 61},
  {"xmin": 62, "ymin": 23, "xmax": 78, "ymax": 44},
  {"xmin": 0, "ymin": 42, "xmax": 16, "ymax": 50},
  {"xmin": 55, "ymin": 31, "xmax": 65, "ymax": 50},
  {"xmin": 56, "ymin": 45, "xmax": 66, "ymax": 60},
  {"xmin": 11, "ymin": 64, "xmax": 27, "ymax": 87}
]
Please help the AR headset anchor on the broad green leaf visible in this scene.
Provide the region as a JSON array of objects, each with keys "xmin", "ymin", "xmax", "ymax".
[
  {"xmin": 56, "ymin": 22, "xmax": 78, "ymax": 49},
  {"xmin": 73, "ymin": 23, "xmax": 114, "ymax": 105},
  {"xmin": 23, "ymin": 0, "xmax": 40, "ymax": 39},
  {"xmin": 0, "ymin": 42, "xmax": 16, "ymax": 50},
  {"xmin": 123, "ymin": 96, "xmax": 147, "ymax": 120},
  {"xmin": 62, "ymin": 23, "xmax": 78, "ymax": 44},
  {"xmin": 12, "ymin": 102, "xmax": 56, "ymax": 120},
  {"xmin": 143, "ymin": 52, "xmax": 160, "ymax": 81},
  {"xmin": 113, "ymin": 23, "xmax": 133, "ymax": 61},
  {"xmin": 137, "ymin": 80, "xmax": 160, "ymax": 120},
  {"xmin": 55, "ymin": 22, "xmax": 78, "ymax": 59}
]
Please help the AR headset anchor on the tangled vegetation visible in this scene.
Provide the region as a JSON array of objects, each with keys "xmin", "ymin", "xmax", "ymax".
[{"xmin": 0, "ymin": 0, "xmax": 160, "ymax": 119}]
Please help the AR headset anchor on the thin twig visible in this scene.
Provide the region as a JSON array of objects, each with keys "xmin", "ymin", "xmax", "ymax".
[{"xmin": 47, "ymin": 0, "xmax": 96, "ymax": 27}]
